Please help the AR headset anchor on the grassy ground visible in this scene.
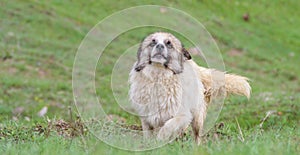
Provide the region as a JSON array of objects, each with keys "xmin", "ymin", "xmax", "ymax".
[{"xmin": 0, "ymin": 0, "xmax": 299, "ymax": 154}]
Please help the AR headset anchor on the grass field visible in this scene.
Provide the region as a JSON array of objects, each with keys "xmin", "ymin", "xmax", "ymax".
[{"xmin": 0, "ymin": 0, "xmax": 299, "ymax": 154}]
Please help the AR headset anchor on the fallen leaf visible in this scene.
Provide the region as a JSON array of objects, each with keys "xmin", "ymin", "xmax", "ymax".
[
  {"xmin": 24, "ymin": 116, "xmax": 30, "ymax": 121},
  {"xmin": 38, "ymin": 106, "xmax": 48, "ymax": 117}
]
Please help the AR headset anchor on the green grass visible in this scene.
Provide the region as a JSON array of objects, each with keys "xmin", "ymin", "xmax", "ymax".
[{"xmin": 0, "ymin": 0, "xmax": 299, "ymax": 154}]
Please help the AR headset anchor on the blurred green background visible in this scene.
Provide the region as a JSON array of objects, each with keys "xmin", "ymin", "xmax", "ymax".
[{"xmin": 0, "ymin": 0, "xmax": 299, "ymax": 154}]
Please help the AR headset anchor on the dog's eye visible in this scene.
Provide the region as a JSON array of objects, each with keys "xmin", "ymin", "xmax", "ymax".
[
  {"xmin": 166, "ymin": 40, "xmax": 171, "ymax": 45},
  {"xmin": 165, "ymin": 40, "xmax": 172, "ymax": 48},
  {"xmin": 150, "ymin": 39, "xmax": 157, "ymax": 47}
]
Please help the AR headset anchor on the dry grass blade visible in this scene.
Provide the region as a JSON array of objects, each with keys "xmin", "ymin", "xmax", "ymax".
[
  {"xmin": 259, "ymin": 110, "xmax": 277, "ymax": 128},
  {"xmin": 235, "ymin": 117, "xmax": 244, "ymax": 142}
]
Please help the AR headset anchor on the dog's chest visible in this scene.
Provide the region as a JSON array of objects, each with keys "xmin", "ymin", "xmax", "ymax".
[{"xmin": 129, "ymin": 66, "xmax": 182, "ymax": 127}]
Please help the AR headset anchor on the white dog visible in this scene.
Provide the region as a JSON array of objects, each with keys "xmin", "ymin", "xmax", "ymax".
[{"xmin": 129, "ymin": 32, "xmax": 250, "ymax": 144}]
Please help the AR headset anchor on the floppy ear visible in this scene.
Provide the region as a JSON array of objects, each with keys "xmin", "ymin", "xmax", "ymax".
[
  {"xmin": 166, "ymin": 50, "xmax": 184, "ymax": 74},
  {"xmin": 182, "ymin": 47, "xmax": 192, "ymax": 60},
  {"xmin": 166, "ymin": 47, "xmax": 192, "ymax": 74},
  {"xmin": 134, "ymin": 43, "xmax": 150, "ymax": 72},
  {"xmin": 134, "ymin": 46, "xmax": 145, "ymax": 71}
]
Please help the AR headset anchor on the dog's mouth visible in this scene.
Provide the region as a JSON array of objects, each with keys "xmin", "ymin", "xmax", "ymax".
[
  {"xmin": 150, "ymin": 53, "xmax": 168, "ymax": 64},
  {"xmin": 152, "ymin": 53, "xmax": 167, "ymax": 59}
]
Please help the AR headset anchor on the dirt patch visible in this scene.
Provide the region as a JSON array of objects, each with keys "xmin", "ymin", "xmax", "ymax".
[{"xmin": 227, "ymin": 48, "xmax": 244, "ymax": 57}]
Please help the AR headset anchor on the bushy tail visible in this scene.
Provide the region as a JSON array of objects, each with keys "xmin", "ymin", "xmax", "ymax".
[
  {"xmin": 188, "ymin": 60, "xmax": 251, "ymax": 103},
  {"xmin": 223, "ymin": 73, "xmax": 251, "ymax": 99}
]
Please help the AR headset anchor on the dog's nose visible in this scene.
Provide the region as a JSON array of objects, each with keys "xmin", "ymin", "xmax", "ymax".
[{"xmin": 156, "ymin": 44, "xmax": 164, "ymax": 51}]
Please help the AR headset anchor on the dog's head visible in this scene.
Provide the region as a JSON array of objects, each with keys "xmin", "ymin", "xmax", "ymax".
[{"xmin": 134, "ymin": 32, "xmax": 191, "ymax": 74}]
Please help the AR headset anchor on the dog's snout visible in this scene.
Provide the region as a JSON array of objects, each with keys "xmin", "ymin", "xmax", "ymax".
[{"xmin": 156, "ymin": 44, "xmax": 164, "ymax": 51}]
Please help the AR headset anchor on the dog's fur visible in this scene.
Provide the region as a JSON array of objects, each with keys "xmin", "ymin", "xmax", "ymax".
[{"xmin": 129, "ymin": 32, "xmax": 251, "ymax": 144}]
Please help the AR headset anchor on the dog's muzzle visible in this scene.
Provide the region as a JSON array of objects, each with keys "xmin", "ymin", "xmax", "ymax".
[
  {"xmin": 156, "ymin": 44, "xmax": 164, "ymax": 52},
  {"xmin": 150, "ymin": 44, "xmax": 168, "ymax": 63}
]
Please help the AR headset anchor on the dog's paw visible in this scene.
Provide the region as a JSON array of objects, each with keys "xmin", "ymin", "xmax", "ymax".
[{"xmin": 157, "ymin": 127, "xmax": 173, "ymax": 141}]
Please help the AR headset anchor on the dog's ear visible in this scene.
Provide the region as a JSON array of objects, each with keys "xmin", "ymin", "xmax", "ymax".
[
  {"xmin": 134, "ymin": 46, "xmax": 145, "ymax": 71},
  {"xmin": 134, "ymin": 38, "xmax": 150, "ymax": 72},
  {"xmin": 166, "ymin": 50, "xmax": 184, "ymax": 74},
  {"xmin": 182, "ymin": 47, "xmax": 192, "ymax": 60},
  {"xmin": 166, "ymin": 46, "xmax": 192, "ymax": 74}
]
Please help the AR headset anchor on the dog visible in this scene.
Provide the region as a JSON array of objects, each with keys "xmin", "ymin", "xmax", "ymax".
[{"xmin": 129, "ymin": 32, "xmax": 251, "ymax": 144}]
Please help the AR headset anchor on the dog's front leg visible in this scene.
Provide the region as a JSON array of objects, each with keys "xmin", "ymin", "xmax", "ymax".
[
  {"xmin": 141, "ymin": 119, "xmax": 153, "ymax": 138},
  {"xmin": 157, "ymin": 114, "xmax": 192, "ymax": 141}
]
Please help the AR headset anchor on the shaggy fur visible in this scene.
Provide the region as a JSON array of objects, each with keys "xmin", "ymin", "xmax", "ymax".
[
  {"xmin": 129, "ymin": 32, "xmax": 251, "ymax": 144},
  {"xmin": 189, "ymin": 60, "xmax": 251, "ymax": 103}
]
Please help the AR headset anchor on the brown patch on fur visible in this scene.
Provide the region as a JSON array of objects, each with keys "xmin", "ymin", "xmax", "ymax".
[{"xmin": 182, "ymin": 47, "xmax": 192, "ymax": 60}]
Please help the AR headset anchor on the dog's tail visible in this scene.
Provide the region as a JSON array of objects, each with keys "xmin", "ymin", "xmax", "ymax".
[
  {"xmin": 222, "ymin": 73, "xmax": 251, "ymax": 98},
  {"xmin": 188, "ymin": 61, "xmax": 251, "ymax": 103}
]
